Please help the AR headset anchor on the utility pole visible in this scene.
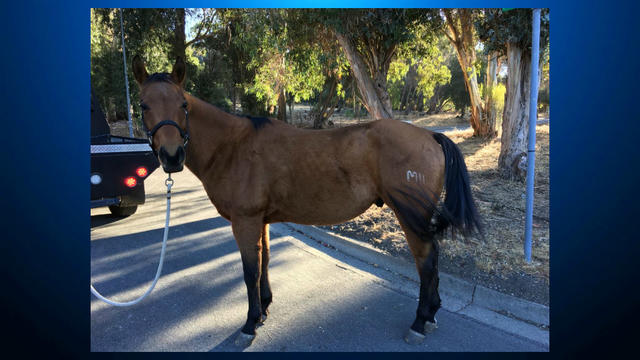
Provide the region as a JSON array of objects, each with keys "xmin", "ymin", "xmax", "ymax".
[
  {"xmin": 119, "ymin": 8, "xmax": 133, "ymax": 137},
  {"xmin": 524, "ymin": 8, "xmax": 541, "ymax": 262}
]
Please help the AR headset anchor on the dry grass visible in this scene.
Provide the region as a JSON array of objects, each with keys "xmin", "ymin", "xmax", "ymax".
[
  {"xmin": 443, "ymin": 125, "xmax": 549, "ymax": 279},
  {"xmin": 407, "ymin": 112, "xmax": 469, "ymax": 128}
]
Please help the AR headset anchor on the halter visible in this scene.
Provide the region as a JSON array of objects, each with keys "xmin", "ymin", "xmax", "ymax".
[{"xmin": 141, "ymin": 102, "xmax": 190, "ymax": 156}]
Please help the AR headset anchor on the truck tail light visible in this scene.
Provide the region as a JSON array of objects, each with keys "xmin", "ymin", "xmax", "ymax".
[
  {"xmin": 136, "ymin": 166, "xmax": 148, "ymax": 178},
  {"xmin": 124, "ymin": 176, "xmax": 137, "ymax": 188}
]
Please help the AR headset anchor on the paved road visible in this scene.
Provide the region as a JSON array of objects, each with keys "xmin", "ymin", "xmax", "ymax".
[{"xmin": 90, "ymin": 168, "xmax": 547, "ymax": 352}]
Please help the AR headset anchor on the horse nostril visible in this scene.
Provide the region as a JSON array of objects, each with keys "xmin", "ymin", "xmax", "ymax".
[
  {"xmin": 158, "ymin": 146, "xmax": 169, "ymax": 162},
  {"xmin": 158, "ymin": 145, "xmax": 185, "ymax": 165}
]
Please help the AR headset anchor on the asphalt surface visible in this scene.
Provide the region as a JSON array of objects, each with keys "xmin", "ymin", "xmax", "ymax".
[{"xmin": 90, "ymin": 168, "xmax": 548, "ymax": 352}]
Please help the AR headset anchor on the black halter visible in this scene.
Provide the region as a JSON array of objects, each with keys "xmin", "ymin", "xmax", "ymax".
[{"xmin": 141, "ymin": 102, "xmax": 190, "ymax": 156}]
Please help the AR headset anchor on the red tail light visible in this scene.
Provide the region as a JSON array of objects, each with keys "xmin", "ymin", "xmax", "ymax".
[
  {"xmin": 136, "ymin": 167, "xmax": 148, "ymax": 178},
  {"xmin": 124, "ymin": 176, "xmax": 137, "ymax": 188}
]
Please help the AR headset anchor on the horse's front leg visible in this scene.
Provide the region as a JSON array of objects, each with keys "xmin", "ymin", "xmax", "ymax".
[
  {"xmin": 259, "ymin": 224, "xmax": 273, "ymax": 321},
  {"xmin": 231, "ymin": 216, "xmax": 264, "ymax": 347}
]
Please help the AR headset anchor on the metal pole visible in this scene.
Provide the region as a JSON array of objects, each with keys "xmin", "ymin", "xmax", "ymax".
[
  {"xmin": 524, "ymin": 8, "xmax": 541, "ymax": 262},
  {"xmin": 119, "ymin": 8, "xmax": 133, "ymax": 138}
]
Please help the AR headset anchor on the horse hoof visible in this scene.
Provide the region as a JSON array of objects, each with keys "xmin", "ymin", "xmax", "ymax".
[
  {"xmin": 257, "ymin": 314, "xmax": 268, "ymax": 327},
  {"xmin": 424, "ymin": 319, "xmax": 438, "ymax": 334},
  {"xmin": 234, "ymin": 332, "xmax": 256, "ymax": 347},
  {"xmin": 404, "ymin": 319, "xmax": 437, "ymax": 345},
  {"xmin": 404, "ymin": 329, "xmax": 426, "ymax": 345}
]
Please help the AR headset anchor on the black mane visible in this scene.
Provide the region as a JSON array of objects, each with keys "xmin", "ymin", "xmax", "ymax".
[
  {"xmin": 144, "ymin": 73, "xmax": 174, "ymax": 84},
  {"xmin": 246, "ymin": 116, "xmax": 272, "ymax": 130}
]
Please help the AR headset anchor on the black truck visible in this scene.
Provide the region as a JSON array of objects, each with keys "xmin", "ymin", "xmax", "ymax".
[{"xmin": 91, "ymin": 91, "xmax": 159, "ymax": 216}]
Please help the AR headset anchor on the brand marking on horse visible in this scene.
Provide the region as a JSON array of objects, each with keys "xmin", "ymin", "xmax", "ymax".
[{"xmin": 406, "ymin": 170, "xmax": 426, "ymax": 184}]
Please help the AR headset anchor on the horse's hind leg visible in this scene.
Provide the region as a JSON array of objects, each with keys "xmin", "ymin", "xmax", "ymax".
[
  {"xmin": 385, "ymin": 199, "xmax": 441, "ymax": 344},
  {"xmin": 259, "ymin": 224, "xmax": 272, "ymax": 322},
  {"xmin": 231, "ymin": 216, "xmax": 264, "ymax": 347},
  {"xmin": 405, "ymin": 234, "xmax": 441, "ymax": 344}
]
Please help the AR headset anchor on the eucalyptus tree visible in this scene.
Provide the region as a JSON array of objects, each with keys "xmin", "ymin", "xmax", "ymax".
[
  {"xmin": 91, "ymin": 8, "xmax": 204, "ymax": 124},
  {"xmin": 387, "ymin": 29, "xmax": 451, "ymax": 114},
  {"xmin": 440, "ymin": 54, "xmax": 472, "ymax": 117},
  {"xmin": 203, "ymin": 9, "xmax": 331, "ymax": 122},
  {"xmin": 442, "ymin": 8, "xmax": 500, "ymax": 137},
  {"xmin": 91, "ymin": 8, "xmax": 176, "ymax": 125},
  {"xmin": 313, "ymin": 9, "xmax": 442, "ymax": 120},
  {"xmin": 477, "ymin": 8, "xmax": 550, "ymax": 180}
]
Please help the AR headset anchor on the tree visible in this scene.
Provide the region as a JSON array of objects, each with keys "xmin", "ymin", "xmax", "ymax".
[
  {"xmin": 442, "ymin": 9, "xmax": 497, "ymax": 138},
  {"xmin": 318, "ymin": 9, "xmax": 441, "ymax": 120},
  {"xmin": 387, "ymin": 29, "xmax": 451, "ymax": 114},
  {"xmin": 91, "ymin": 8, "xmax": 195, "ymax": 127},
  {"xmin": 204, "ymin": 9, "xmax": 271, "ymax": 116},
  {"xmin": 288, "ymin": 10, "xmax": 351, "ymax": 129},
  {"xmin": 440, "ymin": 55, "xmax": 471, "ymax": 117},
  {"xmin": 477, "ymin": 8, "xmax": 550, "ymax": 180},
  {"xmin": 206, "ymin": 9, "xmax": 330, "ymax": 121}
]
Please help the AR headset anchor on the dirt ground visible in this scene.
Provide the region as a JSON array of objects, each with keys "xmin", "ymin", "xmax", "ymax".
[{"xmin": 108, "ymin": 108, "xmax": 550, "ymax": 305}]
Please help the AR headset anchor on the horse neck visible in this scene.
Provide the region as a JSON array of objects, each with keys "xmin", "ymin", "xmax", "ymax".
[{"xmin": 183, "ymin": 93, "xmax": 248, "ymax": 179}]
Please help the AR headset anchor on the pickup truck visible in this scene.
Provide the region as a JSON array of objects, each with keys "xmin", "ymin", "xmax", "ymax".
[{"xmin": 91, "ymin": 91, "xmax": 159, "ymax": 216}]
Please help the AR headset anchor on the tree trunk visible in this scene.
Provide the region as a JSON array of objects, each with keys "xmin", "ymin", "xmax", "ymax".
[
  {"xmin": 443, "ymin": 9, "xmax": 496, "ymax": 138},
  {"xmin": 173, "ymin": 8, "xmax": 186, "ymax": 60},
  {"xmin": 427, "ymin": 84, "xmax": 447, "ymax": 114},
  {"xmin": 277, "ymin": 89, "xmax": 287, "ymax": 123},
  {"xmin": 483, "ymin": 52, "xmax": 499, "ymax": 136},
  {"xmin": 400, "ymin": 64, "xmax": 418, "ymax": 113},
  {"xmin": 288, "ymin": 97, "xmax": 294, "ymax": 123},
  {"xmin": 499, "ymin": 42, "xmax": 531, "ymax": 180},
  {"xmin": 311, "ymin": 74, "xmax": 339, "ymax": 129},
  {"xmin": 455, "ymin": 47, "xmax": 485, "ymax": 134},
  {"xmin": 416, "ymin": 92, "xmax": 425, "ymax": 112},
  {"xmin": 232, "ymin": 86, "xmax": 237, "ymax": 113},
  {"xmin": 335, "ymin": 32, "xmax": 393, "ymax": 120}
]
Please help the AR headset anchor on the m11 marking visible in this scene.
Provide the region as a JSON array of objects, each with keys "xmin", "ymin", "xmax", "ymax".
[{"xmin": 406, "ymin": 170, "xmax": 426, "ymax": 184}]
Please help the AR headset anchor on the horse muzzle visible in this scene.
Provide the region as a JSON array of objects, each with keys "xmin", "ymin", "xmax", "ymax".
[{"xmin": 158, "ymin": 145, "xmax": 185, "ymax": 173}]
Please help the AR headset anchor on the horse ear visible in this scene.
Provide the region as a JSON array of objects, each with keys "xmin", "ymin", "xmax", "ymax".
[
  {"xmin": 132, "ymin": 55, "xmax": 148, "ymax": 85},
  {"xmin": 171, "ymin": 57, "xmax": 186, "ymax": 86}
]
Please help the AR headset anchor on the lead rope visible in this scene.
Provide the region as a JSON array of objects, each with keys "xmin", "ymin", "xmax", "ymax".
[{"xmin": 90, "ymin": 174, "xmax": 174, "ymax": 306}]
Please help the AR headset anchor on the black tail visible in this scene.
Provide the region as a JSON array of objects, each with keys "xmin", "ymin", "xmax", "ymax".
[{"xmin": 432, "ymin": 132, "xmax": 483, "ymax": 239}]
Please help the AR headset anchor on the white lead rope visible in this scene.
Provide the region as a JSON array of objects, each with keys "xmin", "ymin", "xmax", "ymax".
[{"xmin": 90, "ymin": 174, "xmax": 174, "ymax": 306}]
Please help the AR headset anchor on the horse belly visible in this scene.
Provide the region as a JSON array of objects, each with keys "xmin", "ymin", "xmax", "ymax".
[{"xmin": 267, "ymin": 180, "xmax": 377, "ymax": 225}]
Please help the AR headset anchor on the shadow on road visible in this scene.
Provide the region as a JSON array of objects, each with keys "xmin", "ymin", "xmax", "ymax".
[
  {"xmin": 91, "ymin": 217, "xmax": 234, "ymax": 299},
  {"xmin": 91, "ymin": 232, "xmax": 296, "ymax": 351},
  {"xmin": 90, "ymin": 213, "xmax": 127, "ymax": 228}
]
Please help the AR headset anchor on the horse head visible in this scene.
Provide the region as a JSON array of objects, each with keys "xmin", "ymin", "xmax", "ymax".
[{"xmin": 132, "ymin": 56, "xmax": 189, "ymax": 173}]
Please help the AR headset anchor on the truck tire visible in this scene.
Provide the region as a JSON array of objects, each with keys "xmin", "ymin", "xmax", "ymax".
[{"xmin": 108, "ymin": 204, "xmax": 138, "ymax": 217}]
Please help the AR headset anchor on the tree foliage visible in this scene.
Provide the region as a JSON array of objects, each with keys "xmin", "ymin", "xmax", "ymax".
[
  {"xmin": 91, "ymin": 8, "xmax": 524, "ymax": 130},
  {"xmin": 441, "ymin": 55, "xmax": 471, "ymax": 115},
  {"xmin": 476, "ymin": 8, "xmax": 550, "ymax": 58},
  {"xmin": 387, "ymin": 26, "xmax": 451, "ymax": 112}
]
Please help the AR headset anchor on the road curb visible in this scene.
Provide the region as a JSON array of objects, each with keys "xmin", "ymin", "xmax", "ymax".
[{"xmin": 281, "ymin": 223, "xmax": 549, "ymax": 343}]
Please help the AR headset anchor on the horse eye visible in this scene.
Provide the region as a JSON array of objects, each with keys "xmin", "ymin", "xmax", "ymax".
[
  {"xmin": 140, "ymin": 103, "xmax": 149, "ymax": 111},
  {"xmin": 181, "ymin": 102, "xmax": 188, "ymax": 109}
]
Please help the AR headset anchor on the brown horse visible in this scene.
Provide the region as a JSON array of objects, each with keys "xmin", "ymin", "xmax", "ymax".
[{"xmin": 132, "ymin": 56, "xmax": 482, "ymax": 346}]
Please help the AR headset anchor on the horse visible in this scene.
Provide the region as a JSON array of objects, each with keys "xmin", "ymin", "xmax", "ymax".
[{"xmin": 131, "ymin": 56, "xmax": 482, "ymax": 346}]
